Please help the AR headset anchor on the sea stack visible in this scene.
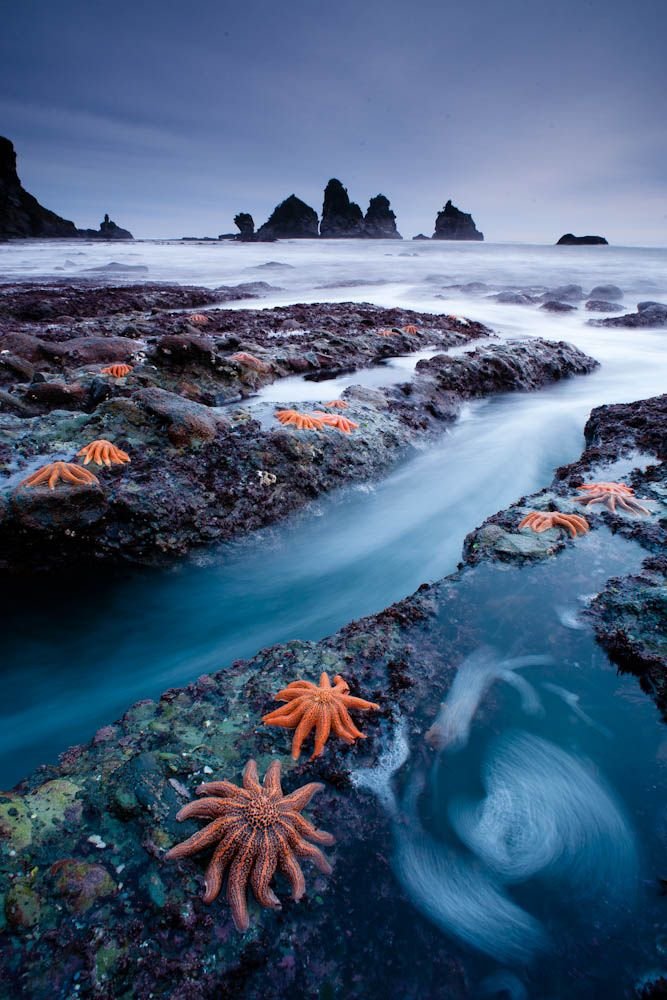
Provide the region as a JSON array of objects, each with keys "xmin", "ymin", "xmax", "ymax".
[
  {"xmin": 233, "ymin": 212, "xmax": 256, "ymax": 241},
  {"xmin": 0, "ymin": 135, "xmax": 79, "ymax": 238},
  {"xmin": 363, "ymin": 194, "xmax": 402, "ymax": 239},
  {"xmin": 432, "ymin": 199, "xmax": 484, "ymax": 241},
  {"xmin": 79, "ymin": 213, "xmax": 133, "ymax": 240},
  {"xmin": 256, "ymin": 194, "xmax": 319, "ymax": 239},
  {"xmin": 320, "ymin": 179, "xmax": 364, "ymax": 237},
  {"xmin": 556, "ymin": 233, "xmax": 608, "ymax": 245}
]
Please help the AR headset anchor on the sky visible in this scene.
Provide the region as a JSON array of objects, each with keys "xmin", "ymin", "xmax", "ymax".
[{"xmin": 1, "ymin": 0, "xmax": 666, "ymax": 244}]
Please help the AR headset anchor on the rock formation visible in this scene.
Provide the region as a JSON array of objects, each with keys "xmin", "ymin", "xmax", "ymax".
[
  {"xmin": 363, "ymin": 194, "xmax": 401, "ymax": 239},
  {"xmin": 256, "ymin": 194, "xmax": 319, "ymax": 240},
  {"xmin": 432, "ymin": 199, "xmax": 484, "ymax": 241},
  {"xmin": 0, "ymin": 136, "xmax": 79, "ymax": 238},
  {"xmin": 556, "ymin": 233, "xmax": 608, "ymax": 245},
  {"xmin": 233, "ymin": 213, "xmax": 255, "ymax": 241},
  {"xmin": 320, "ymin": 179, "xmax": 364, "ymax": 237},
  {"xmin": 79, "ymin": 213, "xmax": 133, "ymax": 240}
]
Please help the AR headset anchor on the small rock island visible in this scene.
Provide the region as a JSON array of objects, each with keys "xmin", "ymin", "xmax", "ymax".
[{"xmin": 556, "ymin": 233, "xmax": 608, "ymax": 245}]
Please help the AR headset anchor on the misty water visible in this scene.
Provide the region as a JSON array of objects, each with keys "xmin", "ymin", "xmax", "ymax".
[{"xmin": 1, "ymin": 239, "xmax": 666, "ymax": 992}]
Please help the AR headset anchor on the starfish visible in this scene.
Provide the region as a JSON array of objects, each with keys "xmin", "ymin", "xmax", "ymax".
[
  {"xmin": 403, "ymin": 324, "xmax": 418, "ymax": 334},
  {"xmin": 100, "ymin": 364, "xmax": 133, "ymax": 378},
  {"xmin": 262, "ymin": 671, "xmax": 380, "ymax": 760},
  {"xmin": 377, "ymin": 328, "xmax": 398, "ymax": 337},
  {"xmin": 19, "ymin": 461, "xmax": 100, "ymax": 490},
  {"xmin": 323, "ymin": 399, "xmax": 349, "ymax": 409},
  {"xmin": 230, "ymin": 352, "xmax": 271, "ymax": 373},
  {"xmin": 275, "ymin": 409, "xmax": 325, "ymax": 431},
  {"xmin": 77, "ymin": 439, "xmax": 131, "ymax": 467},
  {"xmin": 576, "ymin": 481, "xmax": 650, "ymax": 515},
  {"xmin": 165, "ymin": 759, "xmax": 334, "ymax": 932},
  {"xmin": 519, "ymin": 510, "xmax": 590, "ymax": 538},
  {"xmin": 312, "ymin": 412, "xmax": 359, "ymax": 434},
  {"xmin": 188, "ymin": 313, "xmax": 210, "ymax": 325}
]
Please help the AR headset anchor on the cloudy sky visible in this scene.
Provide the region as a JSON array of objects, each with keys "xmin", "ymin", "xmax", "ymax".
[{"xmin": 2, "ymin": 0, "xmax": 665, "ymax": 243}]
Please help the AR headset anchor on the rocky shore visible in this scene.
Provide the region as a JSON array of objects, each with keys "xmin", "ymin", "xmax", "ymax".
[
  {"xmin": 0, "ymin": 386, "xmax": 664, "ymax": 998},
  {"xmin": 0, "ymin": 283, "xmax": 597, "ymax": 575}
]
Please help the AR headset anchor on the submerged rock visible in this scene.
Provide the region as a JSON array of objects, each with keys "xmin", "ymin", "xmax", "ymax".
[
  {"xmin": 432, "ymin": 200, "xmax": 483, "ymax": 241},
  {"xmin": 556, "ymin": 233, "xmax": 608, "ymax": 245},
  {"xmin": 590, "ymin": 301, "xmax": 667, "ymax": 329}
]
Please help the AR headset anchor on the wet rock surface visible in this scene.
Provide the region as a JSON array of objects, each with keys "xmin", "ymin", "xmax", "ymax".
[
  {"xmin": 432, "ymin": 200, "xmax": 483, "ymax": 241},
  {"xmin": 590, "ymin": 301, "xmax": 667, "ymax": 329},
  {"xmin": 0, "ymin": 284, "xmax": 597, "ymax": 574},
  {"xmin": 0, "ymin": 391, "xmax": 663, "ymax": 998}
]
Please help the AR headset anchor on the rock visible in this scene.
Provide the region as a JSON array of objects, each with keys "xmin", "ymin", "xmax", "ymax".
[
  {"xmin": 540, "ymin": 300, "xmax": 577, "ymax": 313},
  {"xmin": 489, "ymin": 291, "xmax": 537, "ymax": 305},
  {"xmin": 84, "ymin": 262, "xmax": 147, "ymax": 273},
  {"xmin": 556, "ymin": 233, "xmax": 608, "ymax": 245},
  {"xmin": 412, "ymin": 233, "xmax": 430, "ymax": 240},
  {"xmin": 38, "ymin": 335, "xmax": 143, "ymax": 365},
  {"xmin": 543, "ymin": 284, "xmax": 585, "ymax": 302},
  {"xmin": 589, "ymin": 284, "xmax": 623, "ymax": 300},
  {"xmin": 590, "ymin": 302, "xmax": 667, "ymax": 329},
  {"xmin": 256, "ymin": 195, "xmax": 319, "ymax": 240},
  {"xmin": 12, "ymin": 476, "xmax": 109, "ymax": 533},
  {"xmin": 79, "ymin": 214, "xmax": 133, "ymax": 240},
  {"xmin": 5, "ymin": 882, "xmax": 41, "ymax": 929},
  {"xmin": 319, "ymin": 179, "xmax": 364, "ymax": 237},
  {"xmin": 49, "ymin": 859, "xmax": 116, "ymax": 913},
  {"xmin": 0, "ymin": 136, "xmax": 79, "ymax": 239},
  {"xmin": 23, "ymin": 381, "xmax": 87, "ymax": 411},
  {"xmin": 585, "ymin": 299, "xmax": 624, "ymax": 312},
  {"xmin": 432, "ymin": 199, "xmax": 483, "ymax": 241},
  {"xmin": 134, "ymin": 386, "xmax": 227, "ymax": 446},
  {"xmin": 233, "ymin": 213, "xmax": 255, "ymax": 241},
  {"xmin": 362, "ymin": 194, "xmax": 402, "ymax": 239}
]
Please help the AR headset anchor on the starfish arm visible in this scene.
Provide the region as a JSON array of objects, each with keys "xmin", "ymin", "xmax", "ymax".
[
  {"xmin": 319, "ymin": 672, "xmax": 332, "ymax": 690},
  {"xmin": 332, "ymin": 675, "xmax": 350, "ymax": 694},
  {"xmin": 268, "ymin": 691, "xmax": 312, "ymax": 708},
  {"xmin": 552, "ymin": 516, "xmax": 577, "ymax": 537},
  {"xmin": 276, "ymin": 833, "xmax": 306, "ymax": 900},
  {"xmin": 281, "ymin": 810, "xmax": 335, "ymax": 845},
  {"xmin": 195, "ymin": 780, "xmax": 248, "ymax": 800},
  {"xmin": 335, "ymin": 704, "xmax": 366, "ymax": 740},
  {"xmin": 165, "ymin": 815, "xmax": 239, "ymax": 860},
  {"xmin": 608, "ymin": 494, "xmax": 617, "ymax": 512},
  {"xmin": 312, "ymin": 707, "xmax": 332, "ymax": 759},
  {"xmin": 22, "ymin": 467, "xmax": 49, "ymax": 487},
  {"xmin": 226, "ymin": 832, "xmax": 258, "ymax": 932},
  {"xmin": 242, "ymin": 759, "xmax": 261, "ymax": 792},
  {"xmin": 329, "ymin": 704, "xmax": 356, "ymax": 743},
  {"xmin": 48, "ymin": 464, "xmax": 61, "ymax": 489},
  {"xmin": 175, "ymin": 798, "xmax": 233, "ymax": 821},
  {"xmin": 201, "ymin": 825, "xmax": 245, "ymax": 904},
  {"xmin": 279, "ymin": 781, "xmax": 324, "ymax": 813},
  {"xmin": 249, "ymin": 830, "xmax": 281, "ymax": 909},
  {"xmin": 281, "ymin": 827, "xmax": 332, "ymax": 875},
  {"xmin": 622, "ymin": 497, "xmax": 650, "ymax": 515},
  {"xmin": 291, "ymin": 704, "xmax": 319, "ymax": 759},
  {"xmin": 262, "ymin": 707, "xmax": 307, "ymax": 729},
  {"xmin": 102, "ymin": 443, "xmax": 113, "ymax": 467},
  {"xmin": 581, "ymin": 495, "xmax": 603, "ymax": 506},
  {"xmin": 339, "ymin": 694, "xmax": 380, "ymax": 712},
  {"xmin": 262, "ymin": 759, "xmax": 283, "ymax": 797},
  {"xmin": 557, "ymin": 513, "xmax": 589, "ymax": 534}
]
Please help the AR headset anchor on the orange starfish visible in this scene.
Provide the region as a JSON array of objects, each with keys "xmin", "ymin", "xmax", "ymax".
[
  {"xmin": 262, "ymin": 672, "xmax": 380, "ymax": 760},
  {"xmin": 100, "ymin": 364, "xmax": 132, "ymax": 378},
  {"xmin": 403, "ymin": 324, "xmax": 418, "ymax": 334},
  {"xmin": 188, "ymin": 313, "xmax": 210, "ymax": 325},
  {"xmin": 519, "ymin": 510, "xmax": 590, "ymax": 538},
  {"xmin": 323, "ymin": 399, "xmax": 349, "ymax": 409},
  {"xmin": 77, "ymin": 439, "xmax": 131, "ymax": 467},
  {"xmin": 275, "ymin": 409, "xmax": 325, "ymax": 431},
  {"xmin": 312, "ymin": 412, "xmax": 359, "ymax": 434},
  {"xmin": 576, "ymin": 482, "xmax": 650, "ymax": 515},
  {"xmin": 377, "ymin": 328, "xmax": 398, "ymax": 337},
  {"xmin": 165, "ymin": 759, "xmax": 334, "ymax": 932},
  {"xmin": 19, "ymin": 461, "xmax": 100, "ymax": 490},
  {"xmin": 230, "ymin": 352, "xmax": 271, "ymax": 373}
]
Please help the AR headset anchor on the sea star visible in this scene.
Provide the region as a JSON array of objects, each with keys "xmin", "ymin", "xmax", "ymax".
[
  {"xmin": 519, "ymin": 510, "xmax": 590, "ymax": 538},
  {"xmin": 19, "ymin": 461, "xmax": 100, "ymax": 490},
  {"xmin": 165, "ymin": 759, "xmax": 334, "ymax": 932},
  {"xmin": 576, "ymin": 481, "xmax": 650, "ymax": 515},
  {"xmin": 275, "ymin": 410, "xmax": 326, "ymax": 431},
  {"xmin": 100, "ymin": 364, "xmax": 133, "ymax": 378},
  {"xmin": 262, "ymin": 671, "xmax": 380, "ymax": 760},
  {"xmin": 189, "ymin": 314, "xmax": 210, "ymax": 325},
  {"xmin": 230, "ymin": 352, "xmax": 271, "ymax": 373},
  {"xmin": 312, "ymin": 412, "xmax": 359, "ymax": 434},
  {"xmin": 377, "ymin": 328, "xmax": 398, "ymax": 337},
  {"xmin": 77, "ymin": 439, "xmax": 131, "ymax": 467},
  {"xmin": 323, "ymin": 400, "xmax": 349, "ymax": 409},
  {"xmin": 403, "ymin": 324, "xmax": 418, "ymax": 334}
]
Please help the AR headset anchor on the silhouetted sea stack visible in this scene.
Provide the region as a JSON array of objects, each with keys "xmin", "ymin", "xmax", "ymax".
[
  {"xmin": 433, "ymin": 199, "xmax": 483, "ymax": 241},
  {"xmin": 256, "ymin": 194, "xmax": 319, "ymax": 239},
  {"xmin": 320, "ymin": 179, "xmax": 364, "ymax": 237},
  {"xmin": 233, "ymin": 212, "xmax": 256, "ymax": 241},
  {"xmin": 556, "ymin": 233, "xmax": 608, "ymax": 245},
  {"xmin": 0, "ymin": 135, "xmax": 79, "ymax": 238},
  {"xmin": 363, "ymin": 194, "xmax": 401, "ymax": 239},
  {"xmin": 79, "ymin": 213, "xmax": 133, "ymax": 240}
]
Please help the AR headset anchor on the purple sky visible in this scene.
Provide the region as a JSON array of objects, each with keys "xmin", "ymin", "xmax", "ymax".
[{"xmin": 2, "ymin": 0, "xmax": 666, "ymax": 243}]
